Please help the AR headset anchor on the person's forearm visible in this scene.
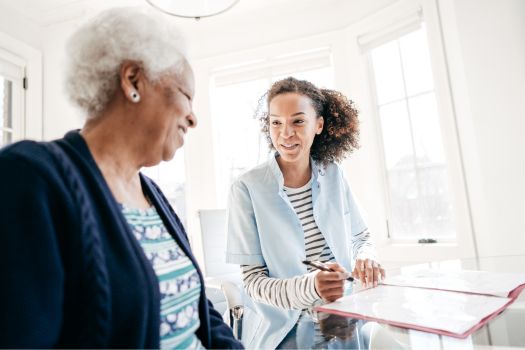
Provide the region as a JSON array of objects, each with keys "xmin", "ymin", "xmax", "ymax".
[{"xmin": 241, "ymin": 265, "xmax": 319, "ymax": 310}]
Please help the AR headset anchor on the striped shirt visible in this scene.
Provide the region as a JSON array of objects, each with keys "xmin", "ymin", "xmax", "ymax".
[
  {"xmin": 121, "ymin": 205, "xmax": 204, "ymax": 350},
  {"xmin": 241, "ymin": 179, "xmax": 374, "ymax": 310},
  {"xmin": 285, "ymin": 181, "xmax": 336, "ymax": 268}
]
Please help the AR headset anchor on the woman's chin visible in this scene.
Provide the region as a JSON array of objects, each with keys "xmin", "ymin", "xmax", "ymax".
[
  {"xmin": 277, "ymin": 152, "xmax": 303, "ymax": 164},
  {"xmin": 162, "ymin": 144, "xmax": 182, "ymax": 162}
]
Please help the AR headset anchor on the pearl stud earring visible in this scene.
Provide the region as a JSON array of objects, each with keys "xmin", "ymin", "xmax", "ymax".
[{"xmin": 130, "ymin": 91, "xmax": 141, "ymax": 103}]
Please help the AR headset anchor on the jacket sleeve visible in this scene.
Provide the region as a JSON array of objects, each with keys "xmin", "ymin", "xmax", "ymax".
[
  {"xmin": 0, "ymin": 154, "xmax": 65, "ymax": 348},
  {"xmin": 341, "ymin": 172, "xmax": 377, "ymax": 260},
  {"xmin": 226, "ymin": 180, "xmax": 265, "ymax": 266}
]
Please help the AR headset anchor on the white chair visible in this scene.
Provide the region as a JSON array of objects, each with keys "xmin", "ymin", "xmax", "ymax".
[
  {"xmin": 361, "ymin": 322, "xmax": 407, "ymax": 349},
  {"xmin": 198, "ymin": 209, "xmax": 244, "ymax": 340}
]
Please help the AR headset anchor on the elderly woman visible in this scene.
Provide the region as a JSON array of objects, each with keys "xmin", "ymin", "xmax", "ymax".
[
  {"xmin": 0, "ymin": 8, "xmax": 242, "ymax": 349},
  {"xmin": 226, "ymin": 77, "xmax": 385, "ymax": 348}
]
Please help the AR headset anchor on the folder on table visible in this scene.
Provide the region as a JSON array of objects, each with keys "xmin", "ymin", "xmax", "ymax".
[{"xmin": 314, "ymin": 269, "xmax": 525, "ymax": 338}]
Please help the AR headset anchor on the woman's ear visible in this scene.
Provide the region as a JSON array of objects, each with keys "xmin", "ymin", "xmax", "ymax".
[
  {"xmin": 316, "ymin": 116, "xmax": 324, "ymax": 135},
  {"xmin": 120, "ymin": 61, "xmax": 143, "ymax": 103}
]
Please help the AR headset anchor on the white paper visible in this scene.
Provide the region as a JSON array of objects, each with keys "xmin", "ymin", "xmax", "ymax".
[
  {"xmin": 382, "ymin": 269, "xmax": 525, "ymax": 297},
  {"xmin": 319, "ymin": 285, "xmax": 511, "ymax": 335}
]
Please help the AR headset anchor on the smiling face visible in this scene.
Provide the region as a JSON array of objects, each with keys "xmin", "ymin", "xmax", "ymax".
[
  {"xmin": 141, "ymin": 63, "xmax": 197, "ymax": 164},
  {"xmin": 268, "ymin": 92, "xmax": 324, "ymax": 165}
]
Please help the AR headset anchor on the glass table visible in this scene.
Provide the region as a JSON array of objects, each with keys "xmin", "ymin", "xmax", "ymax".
[{"xmin": 286, "ymin": 255, "xmax": 525, "ymax": 349}]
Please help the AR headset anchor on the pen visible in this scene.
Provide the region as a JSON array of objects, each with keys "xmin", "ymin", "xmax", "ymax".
[{"xmin": 302, "ymin": 260, "xmax": 355, "ymax": 282}]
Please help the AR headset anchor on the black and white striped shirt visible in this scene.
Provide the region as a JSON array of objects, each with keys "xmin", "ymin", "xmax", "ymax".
[{"xmin": 241, "ymin": 180, "xmax": 374, "ymax": 310}]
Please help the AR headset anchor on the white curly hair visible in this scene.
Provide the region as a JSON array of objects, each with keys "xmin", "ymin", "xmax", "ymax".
[{"xmin": 65, "ymin": 7, "xmax": 187, "ymax": 117}]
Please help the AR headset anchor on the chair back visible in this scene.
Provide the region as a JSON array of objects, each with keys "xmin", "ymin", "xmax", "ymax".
[{"xmin": 198, "ymin": 209, "xmax": 238, "ymax": 278}]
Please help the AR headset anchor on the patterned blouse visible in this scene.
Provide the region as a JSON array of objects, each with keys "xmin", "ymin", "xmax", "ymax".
[{"xmin": 121, "ymin": 204, "xmax": 204, "ymax": 349}]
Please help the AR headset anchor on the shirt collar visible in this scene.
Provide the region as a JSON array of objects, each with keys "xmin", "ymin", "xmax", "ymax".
[{"xmin": 269, "ymin": 152, "xmax": 321, "ymax": 190}]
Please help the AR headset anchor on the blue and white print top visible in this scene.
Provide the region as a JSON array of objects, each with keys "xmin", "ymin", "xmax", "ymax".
[{"xmin": 121, "ymin": 205, "xmax": 204, "ymax": 349}]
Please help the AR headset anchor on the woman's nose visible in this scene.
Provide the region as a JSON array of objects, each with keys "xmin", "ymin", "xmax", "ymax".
[
  {"xmin": 187, "ymin": 111, "xmax": 197, "ymax": 128},
  {"xmin": 282, "ymin": 124, "xmax": 294, "ymax": 137}
]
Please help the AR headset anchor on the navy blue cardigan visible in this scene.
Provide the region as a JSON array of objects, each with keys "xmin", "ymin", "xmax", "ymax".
[{"xmin": 0, "ymin": 131, "xmax": 243, "ymax": 349}]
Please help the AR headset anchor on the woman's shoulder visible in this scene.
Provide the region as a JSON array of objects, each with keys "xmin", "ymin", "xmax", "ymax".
[
  {"xmin": 0, "ymin": 139, "xmax": 70, "ymax": 185},
  {"xmin": 0, "ymin": 140, "xmax": 56, "ymax": 168},
  {"xmin": 231, "ymin": 160, "xmax": 275, "ymax": 190}
]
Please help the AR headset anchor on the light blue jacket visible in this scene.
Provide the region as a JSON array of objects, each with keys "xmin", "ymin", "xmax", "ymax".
[{"xmin": 226, "ymin": 155, "xmax": 368, "ymax": 349}]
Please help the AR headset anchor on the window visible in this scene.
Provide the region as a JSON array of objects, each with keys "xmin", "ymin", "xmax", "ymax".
[
  {"xmin": 0, "ymin": 55, "xmax": 24, "ymax": 146},
  {"xmin": 210, "ymin": 50, "xmax": 334, "ymax": 205},
  {"xmin": 211, "ymin": 78, "xmax": 268, "ymax": 205},
  {"xmin": 142, "ymin": 150, "xmax": 188, "ymax": 226},
  {"xmin": 0, "ymin": 77, "xmax": 13, "ymax": 145},
  {"xmin": 368, "ymin": 24, "xmax": 455, "ymax": 241}
]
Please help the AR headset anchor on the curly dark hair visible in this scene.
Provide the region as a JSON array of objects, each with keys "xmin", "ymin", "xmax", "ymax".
[{"xmin": 257, "ymin": 77, "xmax": 360, "ymax": 166}]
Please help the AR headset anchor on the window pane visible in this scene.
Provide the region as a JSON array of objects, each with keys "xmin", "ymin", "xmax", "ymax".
[
  {"xmin": 387, "ymin": 154, "xmax": 418, "ymax": 238},
  {"xmin": 211, "ymin": 79, "xmax": 269, "ymax": 205},
  {"xmin": 0, "ymin": 130, "xmax": 12, "ymax": 145},
  {"xmin": 409, "ymin": 93, "xmax": 445, "ymax": 163},
  {"xmin": 371, "ymin": 40, "xmax": 405, "ymax": 105},
  {"xmin": 399, "ymin": 25, "xmax": 434, "ymax": 96},
  {"xmin": 409, "ymin": 93, "xmax": 455, "ymax": 238},
  {"xmin": 1, "ymin": 78, "xmax": 12, "ymax": 128},
  {"xmin": 1, "ymin": 77, "xmax": 13, "ymax": 146},
  {"xmin": 387, "ymin": 160, "xmax": 455, "ymax": 238},
  {"xmin": 142, "ymin": 149, "xmax": 187, "ymax": 226},
  {"xmin": 370, "ymin": 26, "xmax": 456, "ymax": 241},
  {"xmin": 379, "ymin": 101, "xmax": 413, "ymax": 170}
]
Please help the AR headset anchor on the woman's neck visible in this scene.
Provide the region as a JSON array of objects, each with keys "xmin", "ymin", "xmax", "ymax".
[
  {"xmin": 80, "ymin": 113, "xmax": 151, "ymax": 209},
  {"xmin": 277, "ymin": 155, "xmax": 312, "ymax": 188}
]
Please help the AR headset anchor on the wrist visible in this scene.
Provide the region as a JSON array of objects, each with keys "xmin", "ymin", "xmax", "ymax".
[{"xmin": 308, "ymin": 271, "xmax": 322, "ymax": 300}]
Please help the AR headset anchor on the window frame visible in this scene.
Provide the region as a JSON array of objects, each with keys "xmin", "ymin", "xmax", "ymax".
[
  {"xmin": 356, "ymin": 0, "xmax": 477, "ymax": 262},
  {"xmin": 366, "ymin": 26, "xmax": 457, "ymax": 244},
  {"xmin": 0, "ymin": 49, "xmax": 25, "ymax": 145},
  {"xmin": 0, "ymin": 32, "xmax": 42, "ymax": 141}
]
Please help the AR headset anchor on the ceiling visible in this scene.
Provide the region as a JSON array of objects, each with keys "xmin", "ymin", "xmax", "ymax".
[
  {"xmin": 0, "ymin": 0, "xmax": 398, "ymax": 58},
  {"xmin": 0, "ymin": 0, "xmax": 396, "ymax": 27},
  {"xmin": 0, "ymin": 0, "xmax": 142, "ymax": 26}
]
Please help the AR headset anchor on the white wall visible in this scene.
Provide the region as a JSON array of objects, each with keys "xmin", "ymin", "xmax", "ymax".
[
  {"xmin": 438, "ymin": 0, "xmax": 525, "ymax": 257},
  {"xmin": 0, "ymin": 4, "xmax": 42, "ymax": 49},
  {"xmin": 41, "ymin": 21, "xmax": 84, "ymax": 140}
]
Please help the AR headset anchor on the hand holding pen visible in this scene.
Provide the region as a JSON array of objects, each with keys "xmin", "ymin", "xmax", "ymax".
[
  {"xmin": 302, "ymin": 260, "xmax": 350, "ymax": 303},
  {"xmin": 303, "ymin": 259, "xmax": 385, "ymax": 291},
  {"xmin": 303, "ymin": 260, "xmax": 356, "ymax": 281}
]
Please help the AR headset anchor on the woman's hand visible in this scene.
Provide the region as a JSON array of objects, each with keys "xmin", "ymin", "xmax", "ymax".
[
  {"xmin": 352, "ymin": 258, "xmax": 385, "ymax": 288},
  {"xmin": 314, "ymin": 263, "xmax": 347, "ymax": 302}
]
